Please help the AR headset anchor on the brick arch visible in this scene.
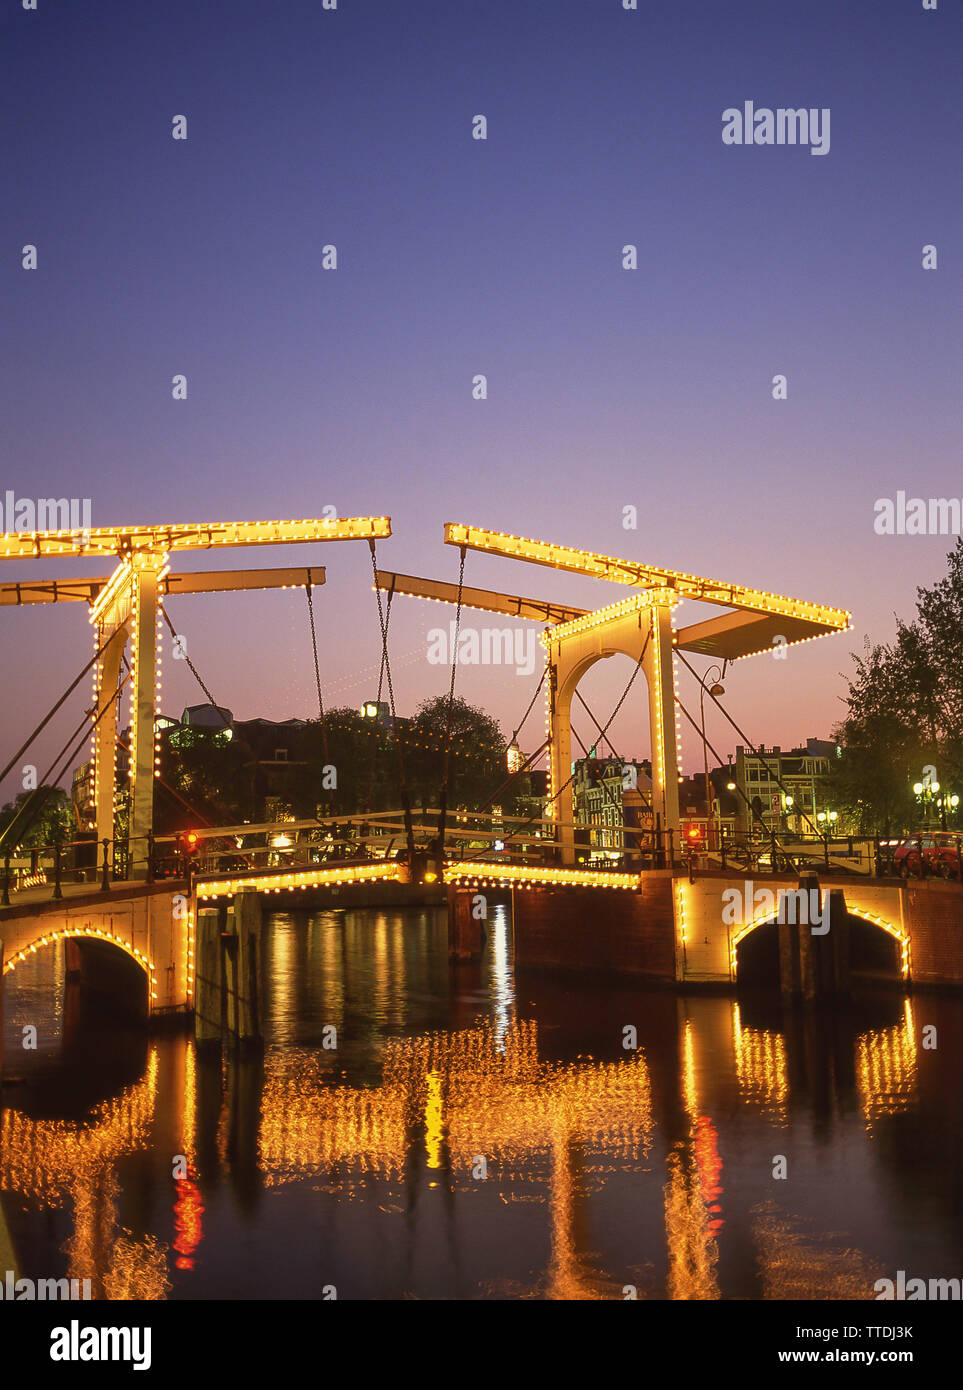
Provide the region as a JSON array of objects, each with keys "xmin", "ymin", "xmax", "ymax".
[
  {"xmin": 2, "ymin": 925, "xmax": 157, "ymax": 1003},
  {"xmin": 729, "ymin": 902, "xmax": 910, "ymax": 981}
]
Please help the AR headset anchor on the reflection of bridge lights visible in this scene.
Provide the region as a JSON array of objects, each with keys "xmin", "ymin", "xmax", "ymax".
[
  {"xmin": 0, "ymin": 1049, "xmax": 158, "ymax": 1209},
  {"xmin": 425, "ymin": 1072, "xmax": 443, "ymax": 1169},
  {"xmin": 731, "ymin": 1003, "xmax": 787, "ymax": 1120},
  {"xmin": 490, "ymin": 904, "xmax": 514, "ymax": 1052},
  {"xmin": 856, "ymin": 1000, "xmax": 918, "ymax": 1128},
  {"xmin": 663, "ymin": 1144, "xmax": 720, "ymax": 1300},
  {"xmin": 257, "ymin": 1020, "xmax": 654, "ymax": 1189}
]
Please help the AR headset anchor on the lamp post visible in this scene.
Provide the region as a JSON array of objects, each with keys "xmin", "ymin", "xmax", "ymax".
[
  {"xmin": 698, "ymin": 665, "xmax": 725, "ymax": 851},
  {"xmin": 912, "ymin": 780, "xmax": 944, "ymax": 829}
]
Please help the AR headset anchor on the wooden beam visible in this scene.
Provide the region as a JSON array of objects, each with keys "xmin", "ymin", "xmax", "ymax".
[
  {"xmin": 374, "ymin": 569, "xmax": 585, "ymax": 624},
  {"xmin": 444, "ymin": 523, "xmax": 850, "ymax": 632},
  {"xmin": 675, "ymin": 610, "xmax": 841, "ymax": 660},
  {"xmin": 0, "ymin": 567, "xmax": 325, "ymax": 607},
  {"xmin": 0, "ymin": 517, "xmax": 390, "ymax": 561}
]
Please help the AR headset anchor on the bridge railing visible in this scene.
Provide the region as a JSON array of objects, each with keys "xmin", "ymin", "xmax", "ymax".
[
  {"xmin": 683, "ymin": 831, "xmax": 963, "ymax": 883},
  {"xmin": 4, "ymin": 820, "xmax": 959, "ymax": 904}
]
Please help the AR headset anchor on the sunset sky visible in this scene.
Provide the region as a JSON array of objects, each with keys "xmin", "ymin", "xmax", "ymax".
[{"xmin": 2, "ymin": 0, "xmax": 960, "ymax": 802}]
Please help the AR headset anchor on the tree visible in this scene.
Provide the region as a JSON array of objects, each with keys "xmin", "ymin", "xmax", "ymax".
[
  {"xmin": 402, "ymin": 696, "xmax": 507, "ymax": 812},
  {"xmin": 0, "ymin": 786, "xmax": 73, "ymax": 850},
  {"xmin": 284, "ymin": 709, "xmax": 396, "ymax": 817},
  {"xmin": 155, "ymin": 725, "xmax": 251, "ymax": 831},
  {"xmin": 833, "ymin": 538, "xmax": 963, "ymax": 833}
]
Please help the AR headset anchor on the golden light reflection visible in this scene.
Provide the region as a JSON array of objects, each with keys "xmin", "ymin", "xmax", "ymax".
[
  {"xmin": 1, "ymin": 1049, "xmax": 169, "ymax": 1300},
  {"xmin": 256, "ymin": 1019, "xmax": 654, "ymax": 1202},
  {"xmin": 663, "ymin": 1144, "xmax": 720, "ymax": 1300},
  {"xmin": 0, "ymin": 1051, "xmax": 157, "ymax": 1206},
  {"xmin": 490, "ymin": 904, "xmax": 514, "ymax": 1052},
  {"xmin": 751, "ymin": 1201, "xmax": 887, "ymax": 1300},
  {"xmin": 731, "ymin": 1003, "xmax": 788, "ymax": 1121},
  {"xmin": 855, "ymin": 999, "xmax": 918, "ymax": 1128},
  {"xmin": 425, "ymin": 1071, "xmax": 443, "ymax": 1170}
]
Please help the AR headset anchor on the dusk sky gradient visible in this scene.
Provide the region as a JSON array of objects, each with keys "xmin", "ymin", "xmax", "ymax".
[{"xmin": 2, "ymin": 0, "xmax": 960, "ymax": 803}]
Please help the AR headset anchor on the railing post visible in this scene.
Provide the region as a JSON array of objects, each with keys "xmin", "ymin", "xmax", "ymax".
[
  {"xmin": 52, "ymin": 840, "xmax": 63, "ymax": 901},
  {"xmin": 823, "ymin": 834, "xmax": 830, "ymax": 869},
  {"xmin": 146, "ymin": 830, "xmax": 155, "ymax": 883},
  {"xmin": 2, "ymin": 852, "xmax": 10, "ymax": 906},
  {"xmin": 100, "ymin": 838, "xmax": 111, "ymax": 892}
]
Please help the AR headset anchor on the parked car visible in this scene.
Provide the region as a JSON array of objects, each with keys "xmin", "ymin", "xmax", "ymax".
[{"xmin": 893, "ymin": 832, "xmax": 963, "ymax": 880}]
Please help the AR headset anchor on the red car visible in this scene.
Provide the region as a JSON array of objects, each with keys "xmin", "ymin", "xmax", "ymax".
[{"xmin": 893, "ymin": 832, "xmax": 962, "ymax": 880}]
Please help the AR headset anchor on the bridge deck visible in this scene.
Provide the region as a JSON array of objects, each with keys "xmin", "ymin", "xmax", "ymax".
[{"xmin": 0, "ymin": 877, "xmax": 188, "ymax": 922}]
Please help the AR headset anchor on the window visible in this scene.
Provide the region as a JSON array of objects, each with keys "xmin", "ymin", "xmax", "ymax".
[{"xmin": 274, "ymin": 748, "xmax": 288, "ymax": 761}]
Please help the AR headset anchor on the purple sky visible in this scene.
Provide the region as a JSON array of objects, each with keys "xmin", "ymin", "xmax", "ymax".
[{"xmin": 1, "ymin": 0, "xmax": 960, "ymax": 801}]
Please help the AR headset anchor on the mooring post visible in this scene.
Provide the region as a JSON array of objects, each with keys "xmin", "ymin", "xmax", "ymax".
[
  {"xmin": 194, "ymin": 907, "xmax": 222, "ymax": 1045},
  {"xmin": 235, "ymin": 889, "xmax": 263, "ymax": 1044},
  {"xmin": 447, "ymin": 884, "xmax": 481, "ymax": 961},
  {"xmin": 222, "ymin": 904, "xmax": 239, "ymax": 1041}
]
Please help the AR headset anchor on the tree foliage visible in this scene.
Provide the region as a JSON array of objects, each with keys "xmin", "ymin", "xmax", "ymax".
[{"xmin": 832, "ymin": 538, "xmax": 963, "ymax": 834}]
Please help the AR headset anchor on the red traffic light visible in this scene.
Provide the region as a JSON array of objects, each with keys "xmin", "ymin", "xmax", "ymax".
[
  {"xmin": 685, "ymin": 825, "xmax": 704, "ymax": 844},
  {"xmin": 181, "ymin": 831, "xmax": 200, "ymax": 855}
]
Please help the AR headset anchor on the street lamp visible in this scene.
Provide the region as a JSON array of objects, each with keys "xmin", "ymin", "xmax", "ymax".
[
  {"xmin": 912, "ymin": 779, "xmax": 948, "ymax": 829},
  {"xmin": 507, "ymin": 739, "xmax": 522, "ymax": 774},
  {"xmin": 697, "ymin": 665, "xmax": 726, "ymax": 852}
]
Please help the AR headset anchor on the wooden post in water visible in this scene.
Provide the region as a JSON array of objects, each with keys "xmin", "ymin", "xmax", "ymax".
[
  {"xmin": 235, "ymin": 889, "xmax": 262, "ymax": 1044},
  {"xmin": 194, "ymin": 907, "xmax": 222, "ymax": 1045},
  {"xmin": 778, "ymin": 876, "xmax": 817, "ymax": 1001},
  {"xmin": 223, "ymin": 904, "xmax": 240, "ymax": 1040},
  {"xmin": 447, "ymin": 885, "xmax": 482, "ymax": 961},
  {"xmin": 827, "ymin": 888, "xmax": 850, "ymax": 998}
]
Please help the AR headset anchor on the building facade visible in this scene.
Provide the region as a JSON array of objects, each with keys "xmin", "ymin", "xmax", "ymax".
[
  {"xmin": 734, "ymin": 737, "xmax": 840, "ymax": 838},
  {"xmin": 572, "ymin": 756, "xmax": 653, "ymax": 863}
]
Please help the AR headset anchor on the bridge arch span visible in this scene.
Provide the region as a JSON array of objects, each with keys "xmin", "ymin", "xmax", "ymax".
[
  {"xmin": 546, "ymin": 600, "xmax": 681, "ymax": 863},
  {"xmin": 732, "ymin": 904, "xmax": 907, "ymax": 988},
  {"xmin": 2, "ymin": 925, "xmax": 157, "ymax": 1007}
]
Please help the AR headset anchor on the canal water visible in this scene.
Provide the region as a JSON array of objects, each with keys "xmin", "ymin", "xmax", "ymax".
[{"xmin": 1, "ymin": 905, "xmax": 961, "ymax": 1300}]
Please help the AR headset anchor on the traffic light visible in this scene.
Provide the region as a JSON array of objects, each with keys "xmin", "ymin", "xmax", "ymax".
[
  {"xmin": 685, "ymin": 825, "xmax": 704, "ymax": 849},
  {"xmin": 180, "ymin": 830, "xmax": 200, "ymax": 859}
]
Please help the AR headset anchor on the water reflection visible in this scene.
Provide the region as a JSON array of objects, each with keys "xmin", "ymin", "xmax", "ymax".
[{"xmin": 1, "ymin": 907, "xmax": 961, "ymax": 1299}]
